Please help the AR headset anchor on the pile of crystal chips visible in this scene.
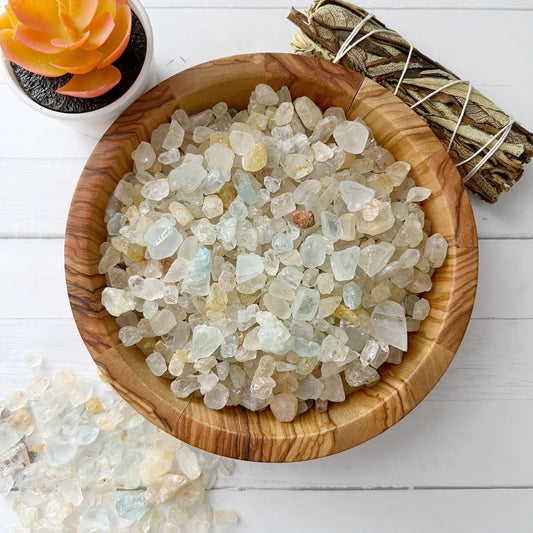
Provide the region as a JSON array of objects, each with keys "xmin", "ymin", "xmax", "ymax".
[
  {"xmin": 0, "ymin": 359, "xmax": 237, "ymax": 532},
  {"xmin": 100, "ymin": 83, "xmax": 448, "ymax": 422}
]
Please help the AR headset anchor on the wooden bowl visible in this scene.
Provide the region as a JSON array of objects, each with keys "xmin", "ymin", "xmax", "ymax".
[{"xmin": 65, "ymin": 53, "xmax": 478, "ymax": 462}]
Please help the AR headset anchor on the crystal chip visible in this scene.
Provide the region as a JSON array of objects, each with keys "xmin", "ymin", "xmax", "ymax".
[
  {"xmin": 371, "ymin": 301, "xmax": 408, "ymax": 351},
  {"xmin": 243, "ymin": 142, "xmax": 268, "ymax": 172},
  {"xmin": 144, "ymin": 218, "xmax": 183, "ymax": 260},
  {"xmin": 202, "ymin": 167, "xmax": 226, "ymax": 195},
  {"xmin": 233, "ymin": 169, "xmax": 257, "ymax": 205},
  {"xmin": 300, "ymin": 234, "xmax": 327, "ymax": 268},
  {"xmin": 339, "ymin": 181, "xmax": 375, "ymax": 212},
  {"xmin": 168, "ymin": 154, "xmax": 207, "ymax": 192},
  {"xmin": 291, "ymin": 287, "xmax": 320, "ymax": 321},
  {"xmin": 145, "ymin": 474, "xmax": 190, "ymax": 504},
  {"xmin": 178, "ymin": 445, "xmax": 202, "ymax": 480},
  {"xmin": 5, "ymin": 390, "xmax": 28, "ymax": 410},
  {"xmin": 236, "ymin": 253, "xmax": 264, "ymax": 283},
  {"xmin": 412, "ymin": 298, "xmax": 430, "ymax": 320},
  {"xmin": 203, "ymin": 383, "xmax": 230, "ymax": 409},
  {"xmin": 44, "ymin": 438, "xmax": 79, "ymax": 466},
  {"xmin": 80, "ymin": 508, "xmax": 110, "ymax": 532},
  {"xmin": 270, "ymin": 192, "xmax": 296, "ymax": 218},
  {"xmin": 255, "ymin": 83, "xmax": 279, "ymax": 105},
  {"xmin": 146, "ymin": 352, "xmax": 167, "ymax": 376},
  {"xmin": 344, "ymin": 359, "xmax": 380, "ymax": 387},
  {"xmin": 141, "ymin": 179, "xmax": 169, "ymax": 201},
  {"xmin": 330, "ymin": 246, "xmax": 360, "ymax": 281},
  {"xmin": 139, "ymin": 447, "xmax": 174, "ymax": 484},
  {"xmin": 8, "ymin": 408, "xmax": 34, "ymax": 435},
  {"xmin": 406, "ymin": 186, "xmax": 432, "ymax": 203},
  {"xmin": 294, "ymin": 96, "xmax": 322, "ymax": 130},
  {"xmin": 333, "ymin": 121, "xmax": 369, "ymax": 154},
  {"xmin": 115, "ymin": 491, "xmax": 150, "ymax": 520},
  {"xmin": 343, "ymin": 281, "xmax": 362, "ymax": 309},
  {"xmin": 282, "ymin": 153, "xmax": 314, "ymax": 180},
  {"xmin": 320, "ymin": 211, "xmax": 342, "ymax": 242},
  {"xmin": 424, "ymin": 233, "xmax": 448, "ymax": 268},
  {"xmin": 358, "ymin": 242, "xmax": 395, "ymax": 277},
  {"xmin": 270, "ymin": 393, "xmax": 298, "ymax": 422},
  {"xmin": 258, "ymin": 323, "xmax": 293, "ymax": 355},
  {"xmin": 0, "ymin": 421, "xmax": 23, "ymax": 455},
  {"xmin": 189, "ymin": 325, "xmax": 224, "ymax": 361},
  {"xmin": 132, "ymin": 141, "xmax": 156, "ymax": 171},
  {"xmin": 318, "ymin": 335, "xmax": 348, "ymax": 363}
]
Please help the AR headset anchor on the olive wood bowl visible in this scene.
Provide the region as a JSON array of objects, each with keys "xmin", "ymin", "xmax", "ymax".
[{"xmin": 65, "ymin": 53, "xmax": 478, "ymax": 462}]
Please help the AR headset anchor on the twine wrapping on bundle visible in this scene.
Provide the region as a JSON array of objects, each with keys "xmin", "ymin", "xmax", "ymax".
[{"xmin": 288, "ymin": 1, "xmax": 533, "ymax": 203}]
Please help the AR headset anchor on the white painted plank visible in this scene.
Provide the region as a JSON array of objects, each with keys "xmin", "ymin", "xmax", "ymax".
[
  {"xmin": 146, "ymin": 9, "xmax": 533, "ymax": 90},
  {"xmin": 431, "ymin": 317, "xmax": 533, "ymax": 401},
  {"xmin": 470, "ymin": 161, "xmax": 533, "ymax": 239},
  {"xmin": 141, "ymin": 1, "xmax": 533, "ymax": 9},
  {"xmin": 0, "ymin": 337, "xmax": 531, "ymax": 491},
  {"xmin": 0, "ymin": 159, "xmax": 83, "ymax": 238},
  {"xmin": 225, "ymin": 403, "xmax": 533, "ymax": 489},
  {"xmin": 0, "ymin": 316, "xmax": 531, "ymax": 489},
  {"xmin": 0, "ymin": 85, "xmax": 99, "ymax": 157},
  {"xmin": 0, "ymin": 157, "xmax": 532, "ymax": 239},
  {"xmin": 209, "ymin": 488, "xmax": 533, "ymax": 533},
  {"xmin": 1, "ymin": 239, "xmax": 531, "ymax": 319},
  {"xmin": 474, "ymin": 240, "xmax": 533, "ymax": 319},
  {"xmin": 0, "ymin": 318, "xmax": 531, "ymax": 402},
  {"xmin": 1, "ymin": 488, "xmax": 530, "ymax": 533},
  {"xmin": 0, "ymin": 9, "xmax": 531, "ymax": 156},
  {"xmin": 0, "ymin": 240, "xmax": 72, "ymax": 319},
  {"xmin": 0, "ymin": 320, "xmax": 99, "ymax": 390}
]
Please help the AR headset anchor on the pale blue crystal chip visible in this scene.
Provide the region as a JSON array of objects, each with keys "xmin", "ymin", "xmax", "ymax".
[{"xmin": 144, "ymin": 218, "xmax": 183, "ymax": 260}]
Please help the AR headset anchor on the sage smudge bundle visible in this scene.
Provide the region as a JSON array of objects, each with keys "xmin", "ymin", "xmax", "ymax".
[{"xmin": 288, "ymin": 1, "xmax": 533, "ymax": 203}]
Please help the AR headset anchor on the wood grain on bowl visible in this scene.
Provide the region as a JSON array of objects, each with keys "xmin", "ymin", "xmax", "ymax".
[{"xmin": 65, "ymin": 53, "xmax": 478, "ymax": 462}]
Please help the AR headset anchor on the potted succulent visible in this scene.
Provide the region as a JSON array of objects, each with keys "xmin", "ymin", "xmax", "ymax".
[{"xmin": 0, "ymin": 0, "xmax": 154, "ymax": 135}]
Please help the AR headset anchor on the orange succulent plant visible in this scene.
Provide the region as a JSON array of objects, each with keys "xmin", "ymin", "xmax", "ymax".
[{"xmin": 0, "ymin": 0, "xmax": 132, "ymax": 98}]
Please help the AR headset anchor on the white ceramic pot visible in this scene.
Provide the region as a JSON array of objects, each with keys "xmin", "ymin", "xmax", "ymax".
[{"xmin": 0, "ymin": 0, "xmax": 155, "ymax": 137}]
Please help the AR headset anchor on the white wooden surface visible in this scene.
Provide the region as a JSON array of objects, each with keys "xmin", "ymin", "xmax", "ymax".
[{"xmin": 1, "ymin": 1, "xmax": 532, "ymax": 531}]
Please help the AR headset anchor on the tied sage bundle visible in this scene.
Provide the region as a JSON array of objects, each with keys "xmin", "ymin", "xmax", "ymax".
[{"xmin": 288, "ymin": 1, "xmax": 533, "ymax": 203}]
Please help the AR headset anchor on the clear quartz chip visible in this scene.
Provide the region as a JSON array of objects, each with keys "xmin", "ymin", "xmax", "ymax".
[
  {"xmin": 144, "ymin": 218, "xmax": 183, "ymax": 260},
  {"xmin": 331, "ymin": 246, "xmax": 360, "ymax": 281},
  {"xmin": 339, "ymin": 181, "xmax": 375, "ymax": 212},
  {"xmin": 291, "ymin": 287, "xmax": 320, "ymax": 321},
  {"xmin": 371, "ymin": 301, "xmax": 408, "ymax": 351},
  {"xmin": 333, "ymin": 120, "xmax": 369, "ymax": 154}
]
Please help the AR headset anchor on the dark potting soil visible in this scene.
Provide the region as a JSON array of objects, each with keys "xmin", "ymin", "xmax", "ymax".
[{"xmin": 11, "ymin": 11, "xmax": 147, "ymax": 113}]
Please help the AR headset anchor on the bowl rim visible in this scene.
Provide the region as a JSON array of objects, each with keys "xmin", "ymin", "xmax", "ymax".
[{"xmin": 64, "ymin": 52, "xmax": 478, "ymax": 462}]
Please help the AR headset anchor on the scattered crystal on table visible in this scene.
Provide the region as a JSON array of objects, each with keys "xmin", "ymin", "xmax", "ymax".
[{"xmin": 0, "ymin": 365, "xmax": 237, "ymax": 531}]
